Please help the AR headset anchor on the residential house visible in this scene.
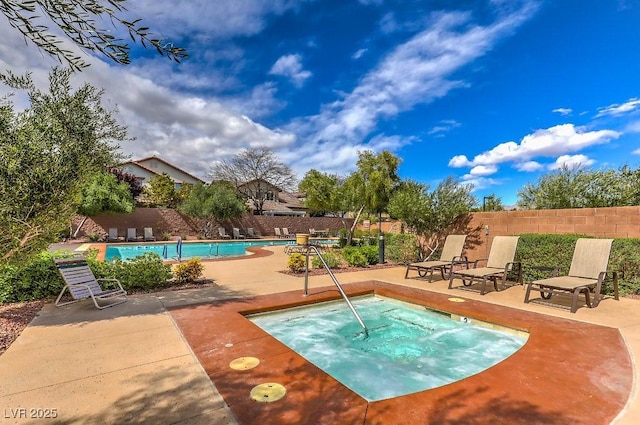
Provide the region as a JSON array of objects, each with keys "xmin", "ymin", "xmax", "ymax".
[
  {"xmin": 237, "ymin": 179, "xmax": 307, "ymax": 216},
  {"xmin": 118, "ymin": 156, "xmax": 205, "ymax": 189}
]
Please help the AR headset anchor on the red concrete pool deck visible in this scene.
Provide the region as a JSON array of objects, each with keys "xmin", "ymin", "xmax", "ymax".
[
  {"xmin": 2, "ymin": 245, "xmax": 640, "ymax": 424},
  {"xmin": 170, "ymin": 281, "xmax": 631, "ymax": 425}
]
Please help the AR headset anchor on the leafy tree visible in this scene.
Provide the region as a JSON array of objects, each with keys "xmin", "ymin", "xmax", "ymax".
[
  {"xmin": 517, "ymin": 166, "xmax": 640, "ymax": 209},
  {"xmin": 298, "ymin": 170, "xmax": 348, "ymax": 217},
  {"xmin": 343, "ymin": 150, "xmax": 401, "ymax": 246},
  {"xmin": 388, "ymin": 177, "xmax": 476, "ymax": 259},
  {"xmin": 179, "ymin": 182, "xmax": 247, "ymax": 238},
  {"xmin": 109, "ymin": 167, "xmax": 144, "ymax": 199},
  {"xmin": 1, "ymin": 0, "xmax": 187, "ymax": 70},
  {"xmin": 209, "ymin": 147, "xmax": 297, "ymax": 215},
  {"xmin": 475, "ymin": 193, "xmax": 504, "ymax": 212},
  {"xmin": 144, "ymin": 173, "xmax": 177, "ymax": 207},
  {"xmin": 73, "ymin": 172, "xmax": 135, "ymax": 237},
  {"xmin": 0, "ymin": 67, "xmax": 127, "ymax": 263}
]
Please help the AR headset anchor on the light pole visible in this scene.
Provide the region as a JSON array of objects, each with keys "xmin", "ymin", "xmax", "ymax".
[{"xmin": 482, "ymin": 195, "xmax": 494, "ymax": 212}]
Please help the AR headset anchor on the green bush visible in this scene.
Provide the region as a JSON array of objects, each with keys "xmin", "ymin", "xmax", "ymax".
[
  {"xmin": 312, "ymin": 252, "xmax": 341, "ymax": 269},
  {"xmin": 0, "ymin": 251, "xmax": 65, "ymax": 303},
  {"xmin": 173, "ymin": 258, "xmax": 205, "ymax": 284},
  {"xmin": 342, "ymin": 247, "xmax": 369, "ymax": 267},
  {"xmin": 288, "ymin": 253, "xmax": 306, "ymax": 273},
  {"xmin": 88, "ymin": 253, "xmax": 172, "ymax": 291},
  {"xmin": 385, "ymin": 233, "xmax": 419, "ymax": 264},
  {"xmin": 609, "ymin": 238, "xmax": 640, "ymax": 296},
  {"xmin": 515, "ymin": 234, "xmax": 589, "ymax": 283}
]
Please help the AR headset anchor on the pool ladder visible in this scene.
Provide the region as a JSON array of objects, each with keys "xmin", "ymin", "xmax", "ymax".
[{"xmin": 303, "ymin": 244, "xmax": 369, "ymax": 337}]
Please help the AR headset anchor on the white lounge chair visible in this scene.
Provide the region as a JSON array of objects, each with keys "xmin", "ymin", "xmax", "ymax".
[
  {"xmin": 54, "ymin": 257, "xmax": 127, "ymax": 309},
  {"xmin": 282, "ymin": 228, "xmax": 295, "ymax": 239},
  {"xmin": 143, "ymin": 227, "xmax": 156, "ymax": 241},
  {"xmin": 218, "ymin": 227, "xmax": 231, "ymax": 239},
  {"xmin": 247, "ymin": 228, "xmax": 259, "ymax": 238},
  {"xmin": 274, "ymin": 228, "xmax": 283, "ymax": 238},
  {"xmin": 232, "ymin": 228, "xmax": 246, "ymax": 239}
]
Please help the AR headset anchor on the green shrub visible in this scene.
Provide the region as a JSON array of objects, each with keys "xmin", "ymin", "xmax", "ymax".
[
  {"xmin": 385, "ymin": 233, "xmax": 419, "ymax": 264},
  {"xmin": 88, "ymin": 253, "xmax": 172, "ymax": 291},
  {"xmin": 342, "ymin": 247, "xmax": 368, "ymax": 267},
  {"xmin": 359, "ymin": 245, "xmax": 379, "ymax": 265},
  {"xmin": 0, "ymin": 251, "xmax": 65, "ymax": 303},
  {"xmin": 312, "ymin": 252, "xmax": 341, "ymax": 269},
  {"xmin": 609, "ymin": 238, "xmax": 640, "ymax": 296},
  {"xmin": 173, "ymin": 258, "xmax": 205, "ymax": 284},
  {"xmin": 288, "ymin": 253, "xmax": 306, "ymax": 273},
  {"xmin": 516, "ymin": 234, "xmax": 588, "ymax": 283}
]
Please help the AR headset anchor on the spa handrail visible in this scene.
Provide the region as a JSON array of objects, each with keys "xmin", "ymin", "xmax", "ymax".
[{"xmin": 303, "ymin": 244, "xmax": 368, "ymax": 336}]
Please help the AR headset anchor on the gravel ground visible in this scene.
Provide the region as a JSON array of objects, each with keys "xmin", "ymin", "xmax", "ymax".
[{"xmin": 0, "ymin": 300, "xmax": 47, "ymax": 356}]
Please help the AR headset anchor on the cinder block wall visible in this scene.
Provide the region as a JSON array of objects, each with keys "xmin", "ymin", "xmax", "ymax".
[
  {"xmin": 74, "ymin": 208, "xmax": 354, "ymax": 240},
  {"xmin": 465, "ymin": 206, "xmax": 640, "ymax": 261}
]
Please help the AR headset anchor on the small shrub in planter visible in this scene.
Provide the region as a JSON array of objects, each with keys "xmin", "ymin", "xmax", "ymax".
[
  {"xmin": 288, "ymin": 253, "xmax": 306, "ymax": 273},
  {"xmin": 173, "ymin": 258, "xmax": 205, "ymax": 284},
  {"xmin": 312, "ymin": 252, "xmax": 341, "ymax": 269}
]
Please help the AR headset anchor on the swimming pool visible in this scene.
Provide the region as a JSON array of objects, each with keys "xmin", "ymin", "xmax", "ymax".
[
  {"xmin": 104, "ymin": 239, "xmax": 335, "ymax": 261},
  {"xmin": 249, "ymin": 295, "xmax": 527, "ymax": 401}
]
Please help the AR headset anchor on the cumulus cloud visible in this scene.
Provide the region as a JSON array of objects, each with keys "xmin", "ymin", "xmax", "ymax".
[
  {"xmin": 515, "ymin": 161, "xmax": 543, "ymax": 172},
  {"xmin": 448, "ymin": 124, "xmax": 620, "ymax": 168},
  {"xmin": 469, "ymin": 164, "xmax": 498, "ymax": 176},
  {"xmin": 596, "ymin": 98, "xmax": 640, "ymax": 117},
  {"xmin": 549, "ymin": 154, "xmax": 595, "ymax": 170},
  {"xmin": 269, "ymin": 54, "xmax": 312, "ymax": 88}
]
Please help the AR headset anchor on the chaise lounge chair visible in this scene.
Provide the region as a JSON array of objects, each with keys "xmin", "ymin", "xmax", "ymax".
[
  {"xmin": 218, "ymin": 227, "xmax": 231, "ymax": 239},
  {"xmin": 274, "ymin": 227, "xmax": 283, "ymax": 238},
  {"xmin": 405, "ymin": 235, "xmax": 467, "ymax": 282},
  {"xmin": 232, "ymin": 228, "xmax": 246, "ymax": 239},
  {"xmin": 247, "ymin": 228, "xmax": 260, "ymax": 238},
  {"xmin": 143, "ymin": 227, "xmax": 156, "ymax": 241},
  {"xmin": 126, "ymin": 228, "xmax": 143, "ymax": 242},
  {"xmin": 107, "ymin": 227, "xmax": 120, "ymax": 242},
  {"xmin": 449, "ymin": 235, "xmax": 521, "ymax": 295},
  {"xmin": 282, "ymin": 228, "xmax": 295, "ymax": 239},
  {"xmin": 524, "ymin": 238, "xmax": 619, "ymax": 313},
  {"xmin": 54, "ymin": 257, "xmax": 127, "ymax": 309}
]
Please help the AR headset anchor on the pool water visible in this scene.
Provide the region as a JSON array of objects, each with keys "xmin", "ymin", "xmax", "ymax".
[
  {"xmin": 249, "ymin": 296, "xmax": 528, "ymax": 401},
  {"xmin": 105, "ymin": 239, "xmax": 334, "ymax": 261}
]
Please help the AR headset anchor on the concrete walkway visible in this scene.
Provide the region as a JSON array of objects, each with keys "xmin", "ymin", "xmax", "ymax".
[{"xmin": 1, "ymin": 246, "xmax": 639, "ymax": 424}]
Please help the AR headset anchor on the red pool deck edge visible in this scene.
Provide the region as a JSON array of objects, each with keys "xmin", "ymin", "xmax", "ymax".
[{"xmin": 169, "ymin": 280, "xmax": 632, "ymax": 425}]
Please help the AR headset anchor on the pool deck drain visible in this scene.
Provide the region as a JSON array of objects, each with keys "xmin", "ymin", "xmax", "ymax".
[
  {"xmin": 169, "ymin": 280, "xmax": 632, "ymax": 425},
  {"xmin": 250, "ymin": 383, "xmax": 286, "ymax": 402},
  {"xmin": 230, "ymin": 356, "xmax": 260, "ymax": 370}
]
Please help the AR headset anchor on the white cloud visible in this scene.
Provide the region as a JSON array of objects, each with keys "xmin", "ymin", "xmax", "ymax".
[
  {"xmin": 596, "ymin": 98, "xmax": 640, "ymax": 117},
  {"xmin": 352, "ymin": 48, "xmax": 368, "ymax": 59},
  {"xmin": 625, "ymin": 120, "xmax": 640, "ymax": 134},
  {"xmin": 515, "ymin": 161, "xmax": 543, "ymax": 172},
  {"xmin": 269, "ymin": 54, "xmax": 312, "ymax": 88},
  {"xmin": 460, "ymin": 175, "xmax": 500, "ymax": 191},
  {"xmin": 288, "ymin": 3, "xmax": 539, "ymax": 171},
  {"xmin": 428, "ymin": 119, "xmax": 461, "ymax": 136},
  {"xmin": 449, "ymin": 124, "xmax": 620, "ymax": 168},
  {"xmin": 469, "ymin": 164, "xmax": 498, "ymax": 176},
  {"xmin": 553, "ymin": 107, "xmax": 572, "ymax": 115},
  {"xmin": 632, "ymin": 148, "xmax": 640, "ymax": 155},
  {"xmin": 549, "ymin": 154, "xmax": 595, "ymax": 170}
]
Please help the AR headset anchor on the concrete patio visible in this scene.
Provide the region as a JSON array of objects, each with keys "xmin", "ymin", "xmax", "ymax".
[{"xmin": 1, "ymin": 245, "xmax": 639, "ymax": 424}]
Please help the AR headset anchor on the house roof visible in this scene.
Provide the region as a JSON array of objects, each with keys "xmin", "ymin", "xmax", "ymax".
[{"xmin": 119, "ymin": 156, "xmax": 205, "ymax": 184}]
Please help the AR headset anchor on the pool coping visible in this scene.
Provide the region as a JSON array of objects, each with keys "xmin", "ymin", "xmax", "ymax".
[{"xmin": 169, "ymin": 280, "xmax": 632, "ymax": 425}]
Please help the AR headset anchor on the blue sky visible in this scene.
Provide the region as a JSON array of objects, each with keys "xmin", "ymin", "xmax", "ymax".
[{"xmin": 2, "ymin": 0, "xmax": 640, "ymax": 205}]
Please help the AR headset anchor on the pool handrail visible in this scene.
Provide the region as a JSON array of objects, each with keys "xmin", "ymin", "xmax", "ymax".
[{"xmin": 303, "ymin": 245, "xmax": 368, "ymax": 337}]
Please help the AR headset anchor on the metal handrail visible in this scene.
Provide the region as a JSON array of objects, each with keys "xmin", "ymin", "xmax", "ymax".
[{"xmin": 303, "ymin": 244, "xmax": 368, "ymax": 336}]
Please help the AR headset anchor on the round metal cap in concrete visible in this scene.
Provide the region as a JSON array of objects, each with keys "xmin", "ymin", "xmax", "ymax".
[
  {"xmin": 229, "ymin": 356, "xmax": 260, "ymax": 370},
  {"xmin": 448, "ymin": 297, "xmax": 466, "ymax": 303},
  {"xmin": 250, "ymin": 383, "xmax": 286, "ymax": 403}
]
